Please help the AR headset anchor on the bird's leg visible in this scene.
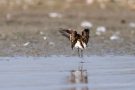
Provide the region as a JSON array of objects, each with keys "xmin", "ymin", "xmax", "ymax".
[
  {"xmin": 81, "ymin": 49, "xmax": 83, "ymax": 57},
  {"xmin": 78, "ymin": 48, "xmax": 80, "ymax": 57},
  {"xmin": 80, "ymin": 49, "xmax": 85, "ymax": 63}
]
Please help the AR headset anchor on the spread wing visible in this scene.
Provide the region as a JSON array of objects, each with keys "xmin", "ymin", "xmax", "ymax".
[
  {"xmin": 82, "ymin": 28, "xmax": 90, "ymax": 45},
  {"xmin": 59, "ymin": 28, "xmax": 78, "ymax": 49},
  {"xmin": 59, "ymin": 28, "xmax": 72, "ymax": 40}
]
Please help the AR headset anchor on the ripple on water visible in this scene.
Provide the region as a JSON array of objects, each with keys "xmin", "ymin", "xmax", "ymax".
[{"xmin": 0, "ymin": 56, "xmax": 135, "ymax": 90}]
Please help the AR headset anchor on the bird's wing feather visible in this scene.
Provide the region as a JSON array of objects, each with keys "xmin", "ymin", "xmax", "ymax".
[
  {"xmin": 82, "ymin": 28, "xmax": 90, "ymax": 45},
  {"xmin": 59, "ymin": 28, "xmax": 72, "ymax": 39}
]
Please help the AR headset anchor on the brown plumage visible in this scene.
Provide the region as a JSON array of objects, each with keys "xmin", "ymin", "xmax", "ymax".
[{"xmin": 59, "ymin": 28, "xmax": 90, "ymax": 57}]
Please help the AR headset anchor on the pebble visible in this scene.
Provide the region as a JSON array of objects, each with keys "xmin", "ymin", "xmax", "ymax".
[
  {"xmin": 43, "ymin": 36, "xmax": 47, "ymax": 40},
  {"xmin": 23, "ymin": 42, "xmax": 30, "ymax": 46},
  {"xmin": 129, "ymin": 22, "xmax": 135, "ymax": 28},
  {"xmin": 96, "ymin": 26, "xmax": 106, "ymax": 35},
  {"xmin": 39, "ymin": 31, "xmax": 44, "ymax": 35},
  {"xmin": 110, "ymin": 35, "xmax": 119, "ymax": 40},
  {"xmin": 48, "ymin": 12, "xmax": 62, "ymax": 18},
  {"xmin": 80, "ymin": 21, "xmax": 93, "ymax": 28},
  {"xmin": 49, "ymin": 42, "xmax": 55, "ymax": 46},
  {"xmin": 110, "ymin": 32, "xmax": 120, "ymax": 40}
]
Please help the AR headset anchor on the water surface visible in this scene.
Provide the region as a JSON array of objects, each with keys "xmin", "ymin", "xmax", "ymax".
[{"xmin": 0, "ymin": 56, "xmax": 135, "ymax": 90}]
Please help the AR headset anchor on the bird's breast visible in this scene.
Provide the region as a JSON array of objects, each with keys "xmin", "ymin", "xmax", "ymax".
[{"xmin": 74, "ymin": 40, "xmax": 86, "ymax": 49}]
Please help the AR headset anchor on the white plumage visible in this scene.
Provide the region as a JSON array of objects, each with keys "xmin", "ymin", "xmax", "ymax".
[{"xmin": 75, "ymin": 40, "xmax": 86, "ymax": 49}]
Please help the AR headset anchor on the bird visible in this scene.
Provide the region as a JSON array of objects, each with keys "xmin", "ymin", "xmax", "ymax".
[{"xmin": 59, "ymin": 28, "xmax": 90, "ymax": 57}]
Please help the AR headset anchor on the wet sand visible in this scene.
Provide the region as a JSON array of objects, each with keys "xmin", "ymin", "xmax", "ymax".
[{"xmin": 0, "ymin": 8, "xmax": 135, "ymax": 56}]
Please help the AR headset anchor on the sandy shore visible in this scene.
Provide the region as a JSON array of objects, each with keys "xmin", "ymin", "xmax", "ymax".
[{"xmin": 0, "ymin": 8, "xmax": 135, "ymax": 56}]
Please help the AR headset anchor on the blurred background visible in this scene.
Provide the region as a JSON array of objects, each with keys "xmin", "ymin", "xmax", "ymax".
[
  {"xmin": 0, "ymin": 0, "xmax": 135, "ymax": 56},
  {"xmin": 0, "ymin": 0, "xmax": 135, "ymax": 11},
  {"xmin": 0, "ymin": 1, "xmax": 135, "ymax": 90}
]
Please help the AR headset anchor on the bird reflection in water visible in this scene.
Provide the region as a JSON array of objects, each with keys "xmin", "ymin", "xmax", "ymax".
[{"xmin": 67, "ymin": 63, "xmax": 89, "ymax": 90}]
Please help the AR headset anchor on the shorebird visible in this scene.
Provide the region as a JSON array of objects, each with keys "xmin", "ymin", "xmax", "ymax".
[{"xmin": 59, "ymin": 28, "xmax": 90, "ymax": 57}]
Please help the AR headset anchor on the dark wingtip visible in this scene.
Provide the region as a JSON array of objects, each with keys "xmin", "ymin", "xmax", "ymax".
[
  {"xmin": 59, "ymin": 28, "xmax": 66, "ymax": 32},
  {"xmin": 84, "ymin": 28, "xmax": 90, "ymax": 31},
  {"xmin": 82, "ymin": 28, "xmax": 90, "ymax": 35},
  {"xmin": 59, "ymin": 28, "xmax": 71, "ymax": 39},
  {"xmin": 59, "ymin": 28, "xmax": 72, "ymax": 34}
]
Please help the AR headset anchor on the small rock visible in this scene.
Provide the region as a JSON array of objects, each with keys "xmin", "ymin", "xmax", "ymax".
[
  {"xmin": 48, "ymin": 12, "xmax": 62, "ymax": 18},
  {"xmin": 49, "ymin": 42, "xmax": 55, "ymax": 46},
  {"xmin": 110, "ymin": 35, "xmax": 119, "ymax": 40},
  {"xmin": 110, "ymin": 32, "xmax": 120, "ymax": 40},
  {"xmin": 129, "ymin": 22, "xmax": 135, "ymax": 28},
  {"xmin": 96, "ymin": 31, "xmax": 101, "ymax": 35},
  {"xmin": 43, "ymin": 36, "xmax": 47, "ymax": 40},
  {"xmin": 80, "ymin": 21, "xmax": 93, "ymax": 28},
  {"xmin": 23, "ymin": 42, "xmax": 30, "ymax": 46},
  {"xmin": 96, "ymin": 26, "xmax": 106, "ymax": 35},
  {"xmin": 96, "ymin": 26, "xmax": 106, "ymax": 32},
  {"xmin": 39, "ymin": 31, "xmax": 44, "ymax": 35}
]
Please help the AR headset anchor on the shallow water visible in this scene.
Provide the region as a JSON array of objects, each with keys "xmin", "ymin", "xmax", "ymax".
[{"xmin": 0, "ymin": 56, "xmax": 135, "ymax": 90}]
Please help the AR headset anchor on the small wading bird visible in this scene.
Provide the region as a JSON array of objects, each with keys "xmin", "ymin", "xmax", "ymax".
[{"xmin": 59, "ymin": 28, "xmax": 90, "ymax": 57}]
